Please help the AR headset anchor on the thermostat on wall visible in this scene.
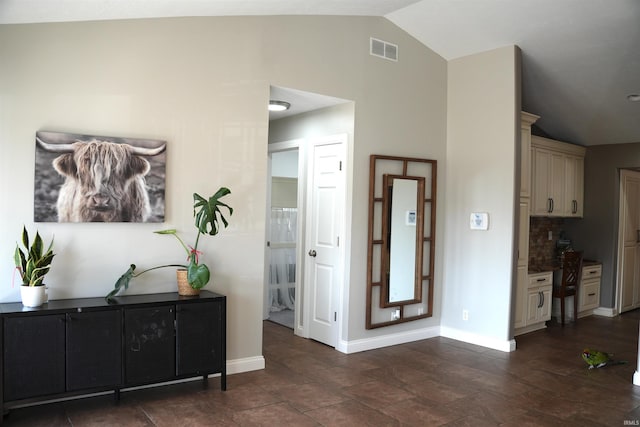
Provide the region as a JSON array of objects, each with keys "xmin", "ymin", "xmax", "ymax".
[{"xmin": 470, "ymin": 212, "xmax": 489, "ymax": 230}]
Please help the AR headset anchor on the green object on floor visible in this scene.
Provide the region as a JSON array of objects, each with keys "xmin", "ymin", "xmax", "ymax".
[{"xmin": 582, "ymin": 348, "xmax": 627, "ymax": 369}]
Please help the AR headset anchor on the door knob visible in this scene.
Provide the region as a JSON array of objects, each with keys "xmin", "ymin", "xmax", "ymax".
[{"xmin": 308, "ymin": 249, "xmax": 317, "ymax": 257}]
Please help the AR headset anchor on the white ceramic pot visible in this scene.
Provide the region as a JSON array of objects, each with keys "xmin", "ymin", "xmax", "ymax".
[{"xmin": 20, "ymin": 285, "xmax": 48, "ymax": 307}]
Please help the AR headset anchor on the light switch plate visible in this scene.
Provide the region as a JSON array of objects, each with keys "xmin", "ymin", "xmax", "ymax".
[{"xmin": 470, "ymin": 212, "xmax": 489, "ymax": 230}]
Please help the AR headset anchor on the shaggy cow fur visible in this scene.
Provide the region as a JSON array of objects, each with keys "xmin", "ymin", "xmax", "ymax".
[{"xmin": 52, "ymin": 140, "xmax": 152, "ymax": 222}]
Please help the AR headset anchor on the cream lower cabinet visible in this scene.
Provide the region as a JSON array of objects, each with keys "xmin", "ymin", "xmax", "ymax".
[
  {"xmin": 579, "ymin": 264, "xmax": 601, "ymax": 314},
  {"xmin": 515, "ymin": 271, "xmax": 552, "ymax": 336},
  {"xmin": 526, "ymin": 285, "xmax": 552, "ymax": 325}
]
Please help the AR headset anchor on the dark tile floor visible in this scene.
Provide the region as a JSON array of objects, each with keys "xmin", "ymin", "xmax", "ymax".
[{"xmin": 4, "ymin": 312, "xmax": 640, "ymax": 426}]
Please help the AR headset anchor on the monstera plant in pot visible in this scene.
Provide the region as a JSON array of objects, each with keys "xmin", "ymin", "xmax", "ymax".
[
  {"xmin": 107, "ymin": 187, "xmax": 233, "ymax": 301},
  {"xmin": 14, "ymin": 226, "xmax": 55, "ymax": 307}
]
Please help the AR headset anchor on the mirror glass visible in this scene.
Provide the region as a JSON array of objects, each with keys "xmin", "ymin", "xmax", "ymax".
[{"xmin": 382, "ymin": 175, "xmax": 424, "ymax": 305}]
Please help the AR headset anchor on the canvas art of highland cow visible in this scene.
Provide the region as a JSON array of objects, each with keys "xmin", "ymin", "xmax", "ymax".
[{"xmin": 34, "ymin": 131, "xmax": 166, "ymax": 223}]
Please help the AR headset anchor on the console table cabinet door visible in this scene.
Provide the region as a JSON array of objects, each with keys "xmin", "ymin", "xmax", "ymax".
[
  {"xmin": 124, "ymin": 306, "xmax": 175, "ymax": 385},
  {"xmin": 176, "ymin": 302, "xmax": 223, "ymax": 376},
  {"xmin": 3, "ymin": 314, "xmax": 66, "ymax": 401},
  {"xmin": 0, "ymin": 291, "xmax": 225, "ymax": 416},
  {"xmin": 66, "ymin": 310, "xmax": 122, "ymax": 391}
]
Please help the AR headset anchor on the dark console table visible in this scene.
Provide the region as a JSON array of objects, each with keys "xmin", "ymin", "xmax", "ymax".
[{"xmin": 0, "ymin": 291, "xmax": 225, "ymax": 419}]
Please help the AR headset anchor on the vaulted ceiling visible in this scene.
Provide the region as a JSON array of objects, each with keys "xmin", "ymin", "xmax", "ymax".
[{"xmin": 2, "ymin": 0, "xmax": 638, "ymax": 146}]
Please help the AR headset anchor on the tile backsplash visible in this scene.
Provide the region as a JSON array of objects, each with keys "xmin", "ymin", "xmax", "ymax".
[{"xmin": 529, "ymin": 217, "xmax": 566, "ymax": 269}]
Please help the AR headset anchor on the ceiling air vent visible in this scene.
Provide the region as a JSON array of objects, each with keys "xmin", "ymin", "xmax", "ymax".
[{"xmin": 370, "ymin": 37, "xmax": 398, "ymax": 62}]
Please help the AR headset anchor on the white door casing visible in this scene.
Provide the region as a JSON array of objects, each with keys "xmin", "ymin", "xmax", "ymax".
[
  {"xmin": 617, "ymin": 169, "xmax": 640, "ymax": 313},
  {"xmin": 304, "ymin": 135, "xmax": 346, "ymax": 347}
]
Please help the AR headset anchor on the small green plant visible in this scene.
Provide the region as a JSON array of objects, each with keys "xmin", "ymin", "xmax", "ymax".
[
  {"xmin": 14, "ymin": 226, "xmax": 55, "ymax": 287},
  {"xmin": 107, "ymin": 188, "xmax": 233, "ymax": 301}
]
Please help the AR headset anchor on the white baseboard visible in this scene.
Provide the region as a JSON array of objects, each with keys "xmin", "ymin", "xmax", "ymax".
[
  {"xmin": 440, "ymin": 326, "xmax": 516, "ymax": 352},
  {"xmin": 634, "ymin": 371, "xmax": 640, "ymax": 386},
  {"xmin": 336, "ymin": 325, "xmax": 440, "ymax": 354},
  {"xmin": 593, "ymin": 307, "xmax": 617, "ymax": 317},
  {"xmin": 227, "ymin": 356, "xmax": 265, "ymax": 375}
]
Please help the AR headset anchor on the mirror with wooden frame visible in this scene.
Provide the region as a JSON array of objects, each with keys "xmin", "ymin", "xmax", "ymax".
[{"xmin": 366, "ymin": 155, "xmax": 437, "ymax": 329}]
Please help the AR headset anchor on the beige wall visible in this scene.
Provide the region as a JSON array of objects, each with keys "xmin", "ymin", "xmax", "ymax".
[
  {"xmin": 0, "ymin": 16, "xmax": 448, "ymax": 363},
  {"xmin": 442, "ymin": 46, "xmax": 520, "ymax": 349}
]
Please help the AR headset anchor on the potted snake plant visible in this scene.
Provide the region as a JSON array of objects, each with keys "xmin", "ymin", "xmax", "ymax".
[
  {"xmin": 107, "ymin": 187, "xmax": 233, "ymax": 301},
  {"xmin": 14, "ymin": 226, "xmax": 55, "ymax": 307}
]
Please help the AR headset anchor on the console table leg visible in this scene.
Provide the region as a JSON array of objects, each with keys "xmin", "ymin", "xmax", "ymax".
[{"xmin": 114, "ymin": 389, "xmax": 120, "ymax": 403}]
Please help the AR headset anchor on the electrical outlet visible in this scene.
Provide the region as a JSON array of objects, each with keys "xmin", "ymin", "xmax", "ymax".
[
  {"xmin": 391, "ymin": 308, "xmax": 400, "ymax": 320},
  {"xmin": 462, "ymin": 309, "xmax": 469, "ymax": 321},
  {"xmin": 548, "ymin": 230, "xmax": 553, "ymax": 240}
]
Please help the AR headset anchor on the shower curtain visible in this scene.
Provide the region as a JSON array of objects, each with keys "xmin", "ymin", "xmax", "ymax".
[{"xmin": 269, "ymin": 208, "xmax": 297, "ymax": 311}]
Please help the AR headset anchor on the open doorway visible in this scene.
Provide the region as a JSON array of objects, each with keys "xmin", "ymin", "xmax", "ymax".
[
  {"xmin": 265, "ymin": 85, "xmax": 354, "ymax": 348},
  {"xmin": 616, "ymin": 169, "xmax": 640, "ymax": 313}
]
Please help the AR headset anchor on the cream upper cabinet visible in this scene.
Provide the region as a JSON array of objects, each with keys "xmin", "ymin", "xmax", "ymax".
[
  {"xmin": 531, "ymin": 136, "xmax": 585, "ymax": 217},
  {"xmin": 532, "ymin": 147, "xmax": 564, "ymax": 215},
  {"xmin": 520, "ymin": 112, "xmax": 539, "ymax": 199},
  {"xmin": 564, "ymin": 155, "xmax": 584, "ymax": 216}
]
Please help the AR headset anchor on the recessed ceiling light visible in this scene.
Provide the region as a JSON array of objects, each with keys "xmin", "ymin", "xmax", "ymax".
[
  {"xmin": 268, "ymin": 100, "xmax": 290, "ymax": 112},
  {"xmin": 627, "ymin": 94, "xmax": 640, "ymax": 102}
]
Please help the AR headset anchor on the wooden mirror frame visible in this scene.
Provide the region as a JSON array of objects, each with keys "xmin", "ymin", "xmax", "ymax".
[
  {"xmin": 380, "ymin": 174, "xmax": 425, "ymax": 307},
  {"xmin": 366, "ymin": 155, "xmax": 437, "ymax": 329}
]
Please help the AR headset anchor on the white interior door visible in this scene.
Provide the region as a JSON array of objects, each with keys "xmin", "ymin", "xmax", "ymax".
[
  {"xmin": 617, "ymin": 169, "xmax": 640, "ymax": 313},
  {"xmin": 304, "ymin": 135, "xmax": 345, "ymax": 347}
]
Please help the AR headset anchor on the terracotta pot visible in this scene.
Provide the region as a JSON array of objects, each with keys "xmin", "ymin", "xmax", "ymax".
[{"xmin": 176, "ymin": 269, "xmax": 200, "ymax": 296}]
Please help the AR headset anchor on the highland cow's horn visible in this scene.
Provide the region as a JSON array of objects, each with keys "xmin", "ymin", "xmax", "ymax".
[
  {"xmin": 35, "ymin": 136, "xmax": 75, "ymax": 153},
  {"xmin": 129, "ymin": 142, "xmax": 166, "ymax": 157},
  {"xmin": 36, "ymin": 135, "xmax": 166, "ymax": 157}
]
